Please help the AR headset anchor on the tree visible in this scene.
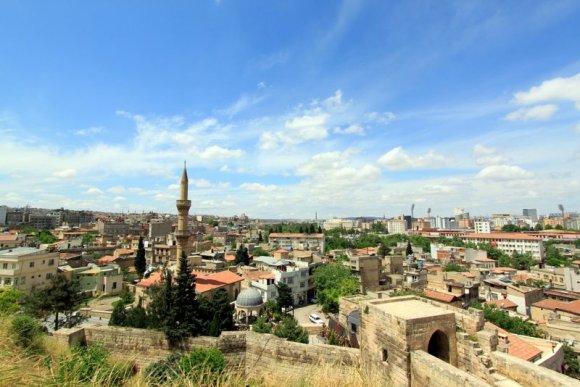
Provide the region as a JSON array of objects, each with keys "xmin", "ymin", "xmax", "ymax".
[
  {"xmin": 545, "ymin": 224, "xmax": 554, "ymax": 230},
  {"xmin": 443, "ymin": 263, "xmax": 469, "ymax": 272},
  {"xmin": 0, "ymin": 286, "xmax": 23, "ymax": 316},
  {"xmin": 109, "ymin": 303, "xmax": 127, "ymax": 326},
  {"xmin": 314, "ymin": 263, "xmax": 359, "ymax": 313},
  {"xmin": 252, "ymin": 316, "xmax": 272, "ymax": 333},
  {"xmin": 125, "ymin": 306, "xmax": 149, "ymax": 328},
  {"xmin": 198, "ymin": 288, "xmax": 234, "ymax": 336},
  {"xmin": 134, "ymin": 236, "xmax": 147, "ymax": 279},
  {"xmin": 81, "ymin": 232, "xmax": 96, "ymax": 247},
  {"xmin": 511, "ymin": 251, "xmax": 536, "ymax": 271},
  {"xmin": 251, "ymin": 246, "xmax": 271, "ymax": 257},
  {"xmin": 534, "ymin": 223, "xmax": 543, "ymax": 231},
  {"xmin": 502, "ymin": 224, "xmax": 521, "ymax": 232},
  {"xmin": 545, "ymin": 244, "xmax": 569, "ymax": 267},
  {"xmin": 378, "ymin": 244, "xmax": 390, "ymax": 257},
  {"xmin": 318, "ymin": 225, "xmax": 323, "ymax": 233},
  {"xmin": 257, "ymin": 231, "xmax": 263, "ymax": 243},
  {"xmin": 38, "ymin": 231, "xmax": 57, "ymax": 244},
  {"xmin": 170, "ymin": 252, "xmax": 200, "ymax": 344},
  {"xmin": 273, "ymin": 316, "xmax": 308, "ymax": 343},
  {"xmin": 25, "ymin": 272, "xmax": 82, "ymax": 330},
  {"xmin": 235, "ymin": 246, "xmax": 250, "ymax": 265},
  {"xmin": 276, "ymin": 283, "xmax": 293, "ymax": 312},
  {"xmin": 406, "ymin": 241, "xmax": 413, "ymax": 256},
  {"xmin": 473, "ymin": 303, "xmax": 543, "ymax": 337}
]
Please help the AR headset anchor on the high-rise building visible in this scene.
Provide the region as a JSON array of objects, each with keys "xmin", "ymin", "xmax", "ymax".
[
  {"xmin": 175, "ymin": 162, "xmax": 192, "ymax": 270},
  {"xmin": 522, "ymin": 209, "xmax": 538, "ymax": 221},
  {"xmin": 0, "ymin": 206, "xmax": 7, "ymax": 226}
]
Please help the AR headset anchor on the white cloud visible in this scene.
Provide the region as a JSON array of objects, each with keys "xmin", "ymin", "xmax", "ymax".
[
  {"xmin": 113, "ymin": 196, "xmax": 126, "ymax": 202},
  {"xmin": 52, "ymin": 169, "xmax": 77, "ymax": 178},
  {"xmin": 334, "ymin": 124, "xmax": 364, "ymax": 135},
  {"xmin": 259, "ymin": 112, "xmax": 329, "ymax": 149},
  {"xmin": 365, "ymin": 111, "xmax": 396, "ymax": 124},
  {"xmin": 107, "ymin": 186, "xmax": 126, "ymax": 194},
  {"xmin": 514, "ymin": 73, "xmax": 580, "ymax": 109},
  {"xmin": 421, "ymin": 184, "xmax": 451, "ymax": 194},
  {"xmin": 505, "ymin": 104, "xmax": 558, "ymax": 121},
  {"xmin": 198, "ymin": 145, "xmax": 243, "ymax": 160},
  {"xmin": 472, "ymin": 144, "xmax": 510, "ymax": 166},
  {"xmin": 85, "ymin": 187, "xmax": 104, "ymax": 195},
  {"xmin": 218, "ymin": 94, "xmax": 265, "ymax": 116},
  {"xmin": 377, "ymin": 147, "xmax": 451, "ymax": 170},
  {"xmin": 475, "ymin": 165, "xmax": 534, "ymax": 181},
  {"xmin": 191, "ymin": 179, "xmax": 212, "ymax": 188},
  {"xmin": 240, "ymin": 182, "xmax": 278, "ymax": 192},
  {"xmin": 74, "ymin": 126, "xmax": 104, "ymax": 136}
]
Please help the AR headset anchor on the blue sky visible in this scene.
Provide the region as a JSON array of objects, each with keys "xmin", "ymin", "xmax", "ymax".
[{"xmin": 0, "ymin": 0, "xmax": 579, "ymax": 218}]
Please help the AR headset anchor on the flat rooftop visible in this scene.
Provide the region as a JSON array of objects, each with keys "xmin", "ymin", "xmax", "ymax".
[
  {"xmin": 374, "ymin": 299, "xmax": 454, "ymax": 319},
  {"xmin": 0, "ymin": 247, "xmax": 46, "ymax": 256}
]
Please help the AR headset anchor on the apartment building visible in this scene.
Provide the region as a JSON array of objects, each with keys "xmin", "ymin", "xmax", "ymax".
[
  {"xmin": 386, "ymin": 219, "xmax": 406, "ymax": 234},
  {"xmin": 96, "ymin": 219, "xmax": 129, "ymax": 237},
  {"xmin": 268, "ymin": 232, "xmax": 325, "ymax": 253},
  {"xmin": 61, "ymin": 263, "xmax": 123, "ymax": 296},
  {"xmin": 474, "ymin": 221, "xmax": 491, "ymax": 234},
  {"xmin": 531, "ymin": 267, "xmax": 580, "ymax": 292},
  {"xmin": 461, "ymin": 233, "xmax": 544, "ymax": 260},
  {"xmin": 253, "ymin": 256, "xmax": 315, "ymax": 305},
  {"xmin": 0, "ymin": 247, "xmax": 58, "ymax": 290},
  {"xmin": 345, "ymin": 252, "xmax": 382, "ymax": 291}
]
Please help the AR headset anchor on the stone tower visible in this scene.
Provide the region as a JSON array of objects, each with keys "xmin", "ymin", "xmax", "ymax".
[{"xmin": 175, "ymin": 162, "xmax": 191, "ymax": 270}]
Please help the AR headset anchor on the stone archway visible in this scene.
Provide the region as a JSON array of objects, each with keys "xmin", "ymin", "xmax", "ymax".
[{"xmin": 427, "ymin": 330, "xmax": 450, "ymax": 363}]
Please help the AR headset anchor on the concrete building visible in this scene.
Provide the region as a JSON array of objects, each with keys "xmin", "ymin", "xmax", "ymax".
[
  {"xmin": 61, "ymin": 263, "xmax": 123, "ymax": 296},
  {"xmin": 268, "ymin": 233, "xmax": 325, "ymax": 253},
  {"xmin": 0, "ymin": 247, "xmax": 58, "ymax": 290},
  {"xmin": 531, "ymin": 266, "xmax": 580, "ymax": 292},
  {"xmin": 386, "ymin": 219, "xmax": 406, "ymax": 234},
  {"xmin": 253, "ymin": 256, "xmax": 314, "ymax": 305},
  {"xmin": 491, "ymin": 214, "xmax": 513, "ymax": 230},
  {"xmin": 474, "ymin": 221, "xmax": 491, "ymax": 234},
  {"xmin": 461, "ymin": 233, "xmax": 544, "ymax": 261},
  {"xmin": 148, "ymin": 219, "xmax": 173, "ymax": 239},
  {"xmin": 0, "ymin": 206, "xmax": 7, "ymax": 226},
  {"xmin": 345, "ymin": 253, "xmax": 382, "ymax": 291},
  {"xmin": 96, "ymin": 219, "xmax": 129, "ymax": 237},
  {"xmin": 522, "ymin": 209, "xmax": 538, "ymax": 222}
]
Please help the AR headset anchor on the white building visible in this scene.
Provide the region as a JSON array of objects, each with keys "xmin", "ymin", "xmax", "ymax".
[
  {"xmin": 0, "ymin": 206, "xmax": 7, "ymax": 226},
  {"xmin": 491, "ymin": 214, "xmax": 513, "ymax": 230},
  {"xmin": 268, "ymin": 233, "xmax": 325, "ymax": 253},
  {"xmin": 474, "ymin": 221, "xmax": 491, "ymax": 234},
  {"xmin": 0, "ymin": 247, "xmax": 58, "ymax": 290},
  {"xmin": 386, "ymin": 219, "xmax": 406, "ymax": 234},
  {"xmin": 462, "ymin": 233, "xmax": 544, "ymax": 261},
  {"xmin": 252, "ymin": 256, "xmax": 314, "ymax": 305}
]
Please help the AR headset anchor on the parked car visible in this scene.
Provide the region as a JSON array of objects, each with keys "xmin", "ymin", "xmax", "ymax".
[{"xmin": 309, "ymin": 313, "xmax": 323, "ymax": 324}]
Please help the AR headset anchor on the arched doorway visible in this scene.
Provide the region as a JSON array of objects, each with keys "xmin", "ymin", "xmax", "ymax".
[{"xmin": 427, "ymin": 330, "xmax": 450, "ymax": 362}]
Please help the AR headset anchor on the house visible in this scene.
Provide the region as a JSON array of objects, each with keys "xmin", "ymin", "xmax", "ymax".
[
  {"xmin": 530, "ymin": 267, "xmax": 580, "ymax": 292},
  {"xmin": 0, "ymin": 234, "xmax": 23, "ymax": 249},
  {"xmin": 61, "ymin": 263, "xmax": 123, "ymax": 296},
  {"xmin": 483, "ymin": 280, "xmax": 544, "ymax": 317},
  {"xmin": 268, "ymin": 233, "xmax": 325, "ymax": 253},
  {"xmin": 0, "ymin": 247, "xmax": 58, "ymax": 290},
  {"xmin": 530, "ymin": 299, "xmax": 580, "ymax": 324},
  {"xmin": 424, "ymin": 288, "xmax": 462, "ymax": 307},
  {"xmin": 253, "ymin": 256, "xmax": 316, "ymax": 305},
  {"xmin": 484, "ymin": 298, "xmax": 518, "ymax": 311}
]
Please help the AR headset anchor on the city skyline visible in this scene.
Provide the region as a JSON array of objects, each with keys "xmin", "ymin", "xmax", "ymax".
[{"xmin": 1, "ymin": 1, "xmax": 579, "ymax": 218}]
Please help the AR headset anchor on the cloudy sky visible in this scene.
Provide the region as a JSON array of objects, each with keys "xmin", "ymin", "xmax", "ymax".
[{"xmin": 0, "ymin": 1, "xmax": 579, "ymax": 219}]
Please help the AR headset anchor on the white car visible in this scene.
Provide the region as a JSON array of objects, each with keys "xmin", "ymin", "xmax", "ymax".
[{"xmin": 309, "ymin": 313, "xmax": 324, "ymax": 324}]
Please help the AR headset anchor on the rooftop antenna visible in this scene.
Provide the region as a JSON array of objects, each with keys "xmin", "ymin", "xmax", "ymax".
[
  {"xmin": 558, "ymin": 204, "xmax": 565, "ymax": 220},
  {"xmin": 427, "ymin": 207, "xmax": 431, "ymax": 218},
  {"xmin": 411, "ymin": 203, "xmax": 415, "ymax": 220}
]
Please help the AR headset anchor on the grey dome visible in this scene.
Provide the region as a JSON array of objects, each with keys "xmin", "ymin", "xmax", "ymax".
[{"xmin": 236, "ymin": 288, "xmax": 264, "ymax": 307}]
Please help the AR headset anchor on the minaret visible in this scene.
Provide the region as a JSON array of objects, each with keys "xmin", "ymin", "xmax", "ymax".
[{"xmin": 175, "ymin": 161, "xmax": 191, "ymax": 270}]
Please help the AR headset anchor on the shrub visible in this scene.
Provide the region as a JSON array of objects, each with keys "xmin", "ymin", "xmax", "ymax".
[
  {"xmin": 0, "ymin": 287, "xmax": 23, "ymax": 316},
  {"xmin": 144, "ymin": 349, "xmax": 225, "ymax": 385},
  {"xmin": 273, "ymin": 316, "xmax": 309, "ymax": 344},
  {"xmin": 252, "ymin": 316, "xmax": 272, "ymax": 334},
  {"xmin": 9, "ymin": 315, "xmax": 44, "ymax": 353},
  {"xmin": 51, "ymin": 344, "xmax": 133, "ymax": 386}
]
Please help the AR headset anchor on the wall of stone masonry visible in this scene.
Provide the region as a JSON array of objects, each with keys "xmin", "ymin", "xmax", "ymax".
[
  {"xmin": 455, "ymin": 331, "xmax": 497, "ymax": 384},
  {"xmin": 491, "ymin": 351, "xmax": 572, "ymax": 387},
  {"xmin": 359, "ymin": 297, "xmax": 458, "ymax": 387},
  {"xmin": 416, "ymin": 297, "xmax": 484, "ymax": 334},
  {"xmin": 244, "ymin": 331, "xmax": 360, "ymax": 383},
  {"xmin": 410, "ymin": 350, "xmax": 490, "ymax": 387}
]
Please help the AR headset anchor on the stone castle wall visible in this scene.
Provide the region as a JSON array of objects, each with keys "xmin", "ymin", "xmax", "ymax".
[
  {"xmin": 411, "ymin": 350, "xmax": 489, "ymax": 387},
  {"xmin": 491, "ymin": 350, "xmax": 572, "ymax": 387}
]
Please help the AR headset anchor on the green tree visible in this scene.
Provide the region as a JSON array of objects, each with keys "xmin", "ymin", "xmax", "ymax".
[
  {"xmin": 81, "ymin": 232, "xmax": 96, "ymax": 247},
  {"xmin": 39, "ymin": 231, "xmax": 57, "ymax": 244},
  {"xmin": 198, "ymin": 288, "xmax": 234, "ymax": 336},
  {"xmin": 125, "ymin": 306, "xmax": 149, "ymax": 328},
  {"xmin": 0, "ymin": 286, "xmax": 23, "ymax": 316},
  {"xmin": 169, "ymin": 252, "xmax": 200, "ymax": 344},
  {"xmin": 534, "ymin": 223, "xmax": 543, "ymax": 231},
  {"xmin": 378, "ymin": 243, "xmax": 390, "ymax": 257},
  {"xmin": 10, "ymin": 315, "xmax": 44, "ymax": 352},
  {"xmin": 473, "ymin": 303, "xmax": 542, "ymax": 337},
  {"xmin": 251, "ymin": 246, "xmax": 271, "ymax": 257},
  {"xmin": 545, "ymin": 224, "xmax": 554, "ymax": 230},
  {"xmin": 252, "ymin": 316, "xmax": 273, "ymax": 333},
  {"xmin": 134, "ymin": 236, "xmax": 147, "ymax": 279},
  {"xmin": 443, "ymin": 263, "xmax": 468, "ymax": 272},
  {"xmin": 502, "ymin": 224, "xmax": 521, "ymax": 232},
  {"xmin": 25, "ymin": 272, "xmax": 82, "ymax": 330},
  {"xmin": 109, "ymin": 303, "xmax": 127, "ymax": 327},
  {"xmin": 276, "ymin": 283, "xmax": 293, "ymax": 312},
  {"xmin": 314, "ymin": 263, "xmax": 359, "ymax": 313},
  {"xmin": 511, "ymin": 251, "xmax": 536, "ymax": 271},
  {"xmin": 545, "ymin": 244, "xmax": 569, "ymax": 267},
  {"xmin": 273, "ymin": 316, "xmax": 308, "ymax": 343},
  {"xmin": 235, "ymin": 246, "xmax": 250, "ymax": 265},
  {"xmin": 308, "ymin": 224, "xmax": 316, "ymax": 234},
  {"xmin": 146, "ymin": 271, "xmax": 174, "ymax": 331},
  {"xmin": 406, "ymin": 240, "xmax": 413, "ymax": 256},
  {"xmin": 257, "ymin": 231, "xmax": 263, "ymax": 243}
]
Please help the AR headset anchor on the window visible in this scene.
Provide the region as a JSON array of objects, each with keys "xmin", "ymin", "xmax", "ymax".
[
  {"xmin": 46, "ymin": 273, "xmax": 53, "ymax": 280},
  {"xmin": 287, "ymin": 277, "xmax": 294, "ymax": 285},
  {"xmin": 382, "ymin": 349, "xmax": 388, "ymax": 363},
  {"xmin": 29, "ymin": 262, "xmax": 35, "ymax": 268},
  {"xmin": 4, "ymin": 278, "xmax": 11, "ymax": 285},
  {"xmin": 48, "ymin": 259, "xmax": 55, "ymax": 266},
  {"xmin": 112, "ymin": 282, "xmax": 117, "ymax": 289},
  {"xmin": 300, "ymin": 282, "xmax": 305, "ymax": 288},
  {"xmin": 2, "ymin": 263, "xmax": 7, "ymax": 269}
]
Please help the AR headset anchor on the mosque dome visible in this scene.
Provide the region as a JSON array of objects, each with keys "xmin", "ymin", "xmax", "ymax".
[{"xmin": 236, "ymin": 287, "xmax": 264, "ymax": 307}]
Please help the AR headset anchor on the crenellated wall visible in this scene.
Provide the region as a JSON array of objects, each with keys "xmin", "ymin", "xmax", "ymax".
[{"xmin": 411, "ymin": 350, "xmax": 490, "ymax": 387}]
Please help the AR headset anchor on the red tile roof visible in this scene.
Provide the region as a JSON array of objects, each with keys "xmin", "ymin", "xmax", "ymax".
[
  {"xmin": 475, "ymin": 258, "xmax": 496, "ymax": 263},
  {"xmin": 464, "ymin": 233, "xmax": 542, "ymax": 241},
  {"xmin": 0, "ymin": 235, "xmax": 18, "ymax": 241},
  {"xmin": 246, "ymin": 270, "xmax": 276, "ymax": 281},
  {"xmin": 224, "ymin": 254, "xmax": 236, "ymax": 262},
  {"xmin": 492, "ymin": 267, "xmax": 517, "ymax": 274},
  {"xmin": 532, "ymin": 299, "xmax": 580, "ymax": 316},
  {"xmin": 115, "ymin": 248, "xmax": 134, "ymax": 255},
  {"xmin": 275, "ymin": 249, "xmax": 290, "ymax": 253},
  {"xmin": 97, "ymin": 255, "xmax": 116, "ymax": 264},
  {"xmin": 486, "ymin": 322, "xmax": 542, "ymax": 361},
  {"xmin": 194, "ymin": 271, "xmax": 243, "ymax": 293},
  {"xmin": 485, "ymin": 298, "xmax": 518, "ymax": 309},
  {"xmin": 424, "ymin": 289, "xmax": 458, "ymax": 303},
  {"xmin": 137, "ymin": 271, "xmax": 162, "ymax": 287}
]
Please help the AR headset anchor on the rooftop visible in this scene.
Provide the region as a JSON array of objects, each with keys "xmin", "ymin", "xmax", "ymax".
[
  {"xmin": 485, "ymin": 298, "xmax": 518, "ymax": 309},
  {"xmin": 424, "ymin": 289, "xmax": 458, "ymax": 303},
  {"xmin": 464, "ymin": 233, "xmax": 542, "ymax": 241},
  {"xmin": 269, "ymin": 233, "xmax": 324, "ymax": 239},
  {"xmin": 0, "ymin": 247, "xmax": 46, "ymax": 256},
  {"xmin": 374, "ymin": 299, "xmax": 454, "ymax": 319},
  {"xmin": 532, "ymin": 299, "xmax": 580, "ymax": 315},
  {"xmin": 486, "ymin": 322, "xmax": 542, "ymax": 361}
]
